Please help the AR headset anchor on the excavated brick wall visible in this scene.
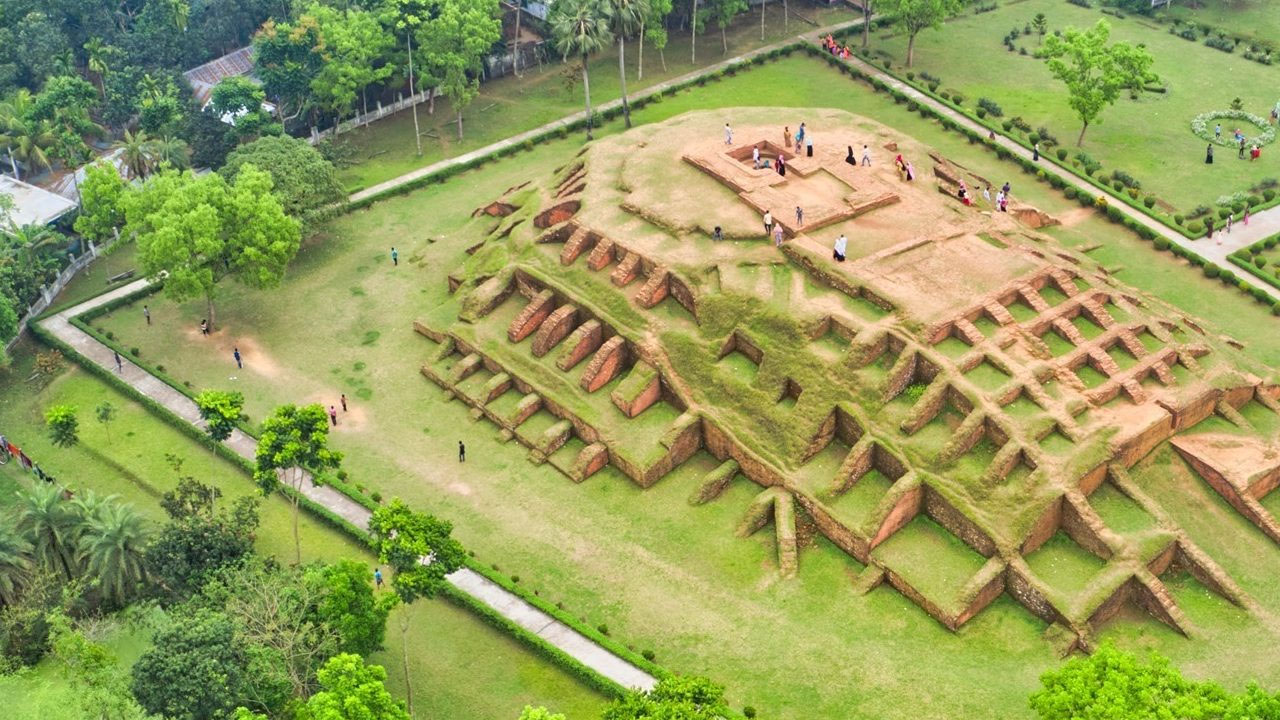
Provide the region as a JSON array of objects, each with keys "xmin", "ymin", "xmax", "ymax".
[
  {"xmin": 1021, "ymin": 496, "xmax": 1063, "ymax": 555},
  {"xmin": 1006, "ymin": 562, "xmax": 1063, "ymax": 623},
  {"xmin": 531, "ymin": 304, "xmax": 578, "ymax": 357},
  {"xmin": 508, "ymin": 289, "xmax": 556, "ymax": 342},
  {"xmin": 870, "ymin": 484, "xmax": 923, "ymax": 548},
  {"xmin": 954, "ymin": 567, "xmax": 1007, "ymax": 627},
  {"xmin": 556, "ymin": 320, "xmax": 603, "ymax": 371},
  {"xmin": 794, "ymin": 491, "xmax": 871, "ymax": 562},
  {"xmin": 580, "ymin": 336, "xmax": 627, "ymax": 392},
  {"xmin": 924, "ymin": 486, "xmax": 996, "ymax": 557}
]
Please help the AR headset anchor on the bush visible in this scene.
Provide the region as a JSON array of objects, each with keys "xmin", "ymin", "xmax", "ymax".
[
  {"xmin": 1272, "ymin": 301, "xmax": 1280, "ymax": 315},
  {"xmin": 928, "ymin": 81, "xmax": 940, "ymax": 92},
  {"xmin": 642, "ymin": 649, "xmax": 656, "ymax": 661},
  {"xmin": 1153, "ymin": 237, "xmax": 1171, "ymax": 250},
  {"xmin": 1143, "ymin": 195, "xmax": 1156, "ymax": 209},
  {"xmin": 1187, "ymin": 220, "xmax": 1205, "ymax": 234},
  {"xmin": 1174, "ymin": 214, "xmax": 1184, "ymax": 225},
  {"xmin": 976, "ymin": 108, "xmax": 987, "ymax": 119},
  {"xmin": 951, "ymin": 93, "xmax": 965, "ymax": 104},
  {"xmin": 906, "ymin": 71, "xmax": 915, "ymax": 80},
  {"xmin": 597, "ymin": 624, "xmax": 609, "ymax": 635},
  {"xmin": 1105, "ymin": 205, "xmax": 1124, "ymax": 223},
  {"xmin": 1064, "ymin": 186, "xmax": 1078, "ymax": 200},
  {"xmin": 1204, "ymin": 264, "xmax": 1220, "ymax": 278},
  {"xmin": 105, "ymin": 330, "xmax": 114, "ymax": 340},
  {"xmin": 1265, "ymin": 189, "xmax": 1277, "ymax": 202},
  {"xmin": 1002, "ymin": 119, "xmax": 1014, "ymax": 132},
  {"xmin": 370, "ymin": 491, "xmax": 382, "ymax": 503},
  {"xmin": 1256, "ymin": 256, "xmax": 1269, "ymax": 268},
  {"xmin": 1219, "ymin": 208, "xmax": 1232, "ymax": 219},
  {"xmin": 1028, "ymin": 133, "xmax": 1040, "ymax": 144},
  {"xmin": 906, "ymin": 100, "xmax": 919, "ymax": 111},
  {"xmin": 130, "ymin": 347, "xmax": 140, "ymax": 357},
  {"xmin": 978, "ymin": 98, "xmax": 1004, "ymax": 117},
  {"xmin": 1056, "ymin": 148, "xmax": 1068, "ymax": 161},
  {"xmin": 744, "ymin": 708, "xmax": 758, "ymax": 719}
]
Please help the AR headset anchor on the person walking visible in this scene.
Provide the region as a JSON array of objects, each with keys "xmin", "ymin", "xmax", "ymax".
[
  {"xmin": 341, "ymin": 393, "xmax": 348, "ymax": 412},
  {"xmin": 983, "ymin": 186, "xmax": 991, "ymax": 204},
  {"xmin": 724, "ymin": 123, "xmax": 733, "ymax": 145},
  {"xmin": 329, "ymin": 405, "xmax": 338, "ymax": 426},
  {"xmin": 752, "ymin": 144, "xmax": 761, "ymax": 169},
  {"xmin": 390, "ymin": 247, "xmax": 398, "ymax": 266},
  {"xmin": 773, "ymin": 223, "xmax": 785, "ymax": 248},
  {"xmin": 113, "ymin": 350, "xmax": 122, "ymax": 373},
  {"xmin": 1033, "ymin": 142, "xmax": 1040, "ymax": 162},
  {"xmin": 763, "ymin": 209, "xmax": 773, "ymax": 235},
  {"xmin": 776, "ymin": 154, "xmax": 786, "ymax": 176},
  {"xmin": 1227, "ymin": 213, "xmax": 1233, "ymax": 234},
  {"xmin": 1207, "ymin": 217, "xmax": 1215, "ymax": 242},
  {"xmin": 784, "ymin": 126, "xmax": 791, "ymax": 148},
  {"xmin": 833, "ymin": 234, "xmax": 848, "ymax": 262},
  {"xmin": 861, "ymin": 145, "xmax": 871, "ymax": 166},
  {"xmin": 233, "ymin": 347, "xmax": 242, "ymax": 369},
  {"xmin": 1206, "ymin": 144, "xmax": 1214, "ymax": 164},
  {"xmin": 1244, "ymin": 206, "xmax": 1251, "ymax": 226},
  {"xmin": 458, "ymin": 441, "xmax": 466, "ymax": 462},
  {"xmin": 374, "ymin": 568, "xmax": 383, "ymax": 588},
  {"xmin": 143, "ymin": 305, "xmax": 151, "ymax": 326},
  {"xmin": 1001, "ymin": 181, "xmax": 1011, "ymax": 196},
  {"xmin": 805, "ymin": 134, "xmax": 814, "ymax": 157},
  {"xmin": 712, "ymin": 226, "xmax": 723, "ymax": 242},
  {"xmin": 1239, "ymin": 136, "xmax": 1247, "ymax": 159},
  {"xmin": 795, "ymin": 206, "xmax": 804, "ymax": 227},
  {"xmin": 1215, "ymin": 123, "xmax": 1222, "ymax": 140},
  {"xmin": 200, "ymin": 319, "xmax": 209, "ymax": 336}
]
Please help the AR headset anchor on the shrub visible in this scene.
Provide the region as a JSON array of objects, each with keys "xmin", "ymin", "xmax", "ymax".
[
  {"xmin": 370, "ymin": 491, "xmax": 382, "ymax": 503},
  {"xmin": 642, "ymin": 649, "xmax": 656, "ymax": 661},
  {"xmin": 906, "ymin": 71, "xmax": 915, "ymax": 80},
  {"xmin": 1064, "ymin": 186, "xmax": 1078, "ymax": 200},
  {"xmin": 939, "ymin": 91, "xmax": 950, "ymax": 101},
  {"xmin": 1143, "ymin": 195, "xmax": 1156, "ymax": 209},
  {"xmin": 1272, "ymin": 302, "xmax": 1280, "ymax": 316},
  {"xmin": 130, "ymin": 347, "xmax": 140, "ymax": 357},
  {"xmin": 1056, "ymin": 148, "xmax": 1068, "ymax": 161},
  {"xmin": 1174, "ymin": 214, "xmax": 1184, "ymax": 225},
  {"xmin": 744, "ymin": 708, "xmax": 758, "ymax": 719},
  {"xmin": 976, "ymin": 108, "xmax": 987, "ymax": 119},
  {"xmin": 1187, "ymin": 220, "xmax": 1205, "ymax": 234},
  {"xmin": 511, "ymin": 575, "xmax": 520, "ymax": 583},
  {"xmin": 1105, "ymin": 205, "xmax": 1124, "ymax": 223},
  {"xmin": 1219, "ymin": 208, "xmax": 1232, "ymax": 219},
  {"xmin": 1028, "ymin": 133, "xmax": 1040, "ymax": 144},
  {"xmin": 1002, "ymin": 119, "xmax": 1014, "ymax": 132},
  {"xmin": 1114, "ymin": 170, "xmax": 1142, "ymax": 188},
  {"xmin": 951, "ymin": 93, "xmax": 965, "ymax": 104},
  {"xmin": 105, "ymin": 330, "xmax": 115, "ymax": 340},
  {"xmin": 1256, "ymin": 256, "xmax": 1269, "ymax": 268},
  {"xmin": 928, "ymin": 82, "xmax": 939, "ymax": 92},
  {"xmin": 1265, "ymin": 189, "xmax": 1277, "ymax": 202},
  {"xmin": 597, "ymin": 624, "xmax": 609, "ymax": 635},
  {"xmin": 1128, "ymin": 188, "xmax": 1140, "ymax": 200},
  {"xmin": 1113, "ymin": 180, "xmax": 1125, "ymax": 192},
  {"xmin": 978, "ymin": 98, "xmax": 1004, "ymax": 117},
  {"xmin": 156, "ymin": 364, "xmax": 165, "ymax": 372},
  {"xmin": 1204, "ymin": 264, "xmax": 1220, "ymax": 278},
  {"xmin": 1078, "ymin": 193, "xmax": 1095, "ymax": 208},
  {"xmin": 1153, "ymin": 237, "xmax": 1171, "ymax": 250},
  {"xmin": 906, "ymin": 100, "xmax": 919, "ymax": 111}
]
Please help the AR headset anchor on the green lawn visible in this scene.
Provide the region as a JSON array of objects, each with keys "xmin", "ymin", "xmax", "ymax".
[
  {"xmin": 332, "ymin": 4, "xmax": 853, "ymax": 191},
  {"xmin": 865, "ymin": 0, "xmax": 1280, "ymax": 213},
  {"xmin": 52, "ymin": 52, "xmax": 1280, "ymax": 718},
  {"xmin": 44, "ymin": 243, "xmax": 141, "ymax": 317},
  {"xmin": 0, "ymin": 341, "xmax": 608, "ymax": 720},
  {"xmin": 1165, "ymin": 0, "xmax": 1280, "ymax": 48}
]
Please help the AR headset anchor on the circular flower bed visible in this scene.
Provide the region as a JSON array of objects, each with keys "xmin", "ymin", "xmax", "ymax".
[{"xmin": 1191, "ymin": 109, "xmax": 1276, "ymax": 148}]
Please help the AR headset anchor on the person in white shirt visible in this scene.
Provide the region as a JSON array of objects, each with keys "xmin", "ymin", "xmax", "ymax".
[
  {"xmin": 763, "ymin": 210, "xmax": 773, "ymax": 234},
  {"xmin": 833, "ymin": 234, "xmax": 848, "ymax": 262}
]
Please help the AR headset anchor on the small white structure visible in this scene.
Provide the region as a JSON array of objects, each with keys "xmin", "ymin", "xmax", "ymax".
[
  {"xmin": 182, "ymin": 46, "xmax": 276, "ymax": 124},
  {"xmin": 0, "ymin": 175, "xmax": 78, "ymax": 231}
]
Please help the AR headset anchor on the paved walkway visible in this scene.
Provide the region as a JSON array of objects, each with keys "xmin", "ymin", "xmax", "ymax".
[
  {"xmin": 349, "ymin": 18, "xmax": 866, "ymax": 205},
  {"xmin": 37, "ymin": 284, "xmax": 657, "ymax": 692},
  {"xmin": 829, "ymin": 49, "xmax": 1280, "ymax": 302}
]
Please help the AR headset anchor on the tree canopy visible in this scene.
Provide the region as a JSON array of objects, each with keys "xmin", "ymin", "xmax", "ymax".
[
  {"xmin": 221, "ymin": 136, "xmax": 344, "ymax": 218},
  {"xmin": 878, "ymin": 0, "xmax": 966, "ymax": 67},
  {"xmin": 603, "ymin": 676, "xmax": 733, "ymax": 720},
  {"xmin": 296, "ymin": 654, "xmax": 409, "ymax": 720},
  {"xmin": 1038, "ymin": 20, "xmax": 1155, "ymax": 145}
]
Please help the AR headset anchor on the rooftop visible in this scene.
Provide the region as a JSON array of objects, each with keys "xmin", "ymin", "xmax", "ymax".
[{"xmin": 0, "ymin": 175, "xmax": 78, "ymax": 229}]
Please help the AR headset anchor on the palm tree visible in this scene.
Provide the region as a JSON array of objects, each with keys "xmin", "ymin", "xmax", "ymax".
[
  {"xmin": 13, "ymin": 483, "xmax": 80, "ymax": 581},
  {"xmin": 151, "ymin": 135, "xmax": 190, "ymax": 170},
  {"xmin": 7, "ymin": 224, "xmax": 64, "ymax": 266},
  {"xmin": 138, "ymin": 74, "xmax": 163, "ymax": 103},
  {"xmin": 0, "ymin": 90, "xmax": 56, "ymax": 180},
  {"xmin": 114, "ymin": 129, "xmax": 156, "ymax": 179},
  {"xmin": 77, "ymin": 501, "xmax": 149, "ymax": 606},
  {"xmin": 552, "ymin": 0, "xmax": 612, "ymax": 141},
  {"xmin": 84, "ymin": 38, "xmax": 110, "ymax": 100},
  {"xmin": 603, "ymin": 0, "xmax": 648, "ymax": 129},
  {"xmin": 0, "ymin": 526, "xmax": 33, "ymax": 607}
]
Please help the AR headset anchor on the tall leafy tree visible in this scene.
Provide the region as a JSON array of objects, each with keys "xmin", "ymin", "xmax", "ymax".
[
  {"xmin": 603, "ymin": 676, "xmax": 732, "ymax": 719},
  {"xmin": 382, "ymin": 0, "xmax": 433, "ymax": 156},
  {"xmin": 367, "ymin": 499, "xmax": 465, "ymax": 715},
  {"xmin": 115, "ymin": 128, "xmax": 157, "ymax": 179},
  {"xmin": 252, "ymin": 16, "xmax": 324, "ymax": 124},
  {"xmin": 220, "ymin": 135, "xmax": 344, "ymax": 218},
  {"xmin": 307, "ymin": 559, "xmax": 398, "ymax": 657},
  {"xmin": 1039, "ymin": 20, "xmax": 1154, "ymax": 145},
  {"xmin": 878, "ymin": 0, "xmax": 966, "ymax": 67},
  {"xmin": 210, "ymin": 76, "xmax": 281, "ymax": 142},
  {"xmin": 254, "ymin": 404, "xmax": 343, "ymax": 565},
  {"xmin": 73, "ymin": 161, "xmax": 126, "ymax": 244},
  {"xmin": 639, "ymin": 0, "xmax": 672, "ymax": 77},
  {"xmin": 146, "ymin": 475, "xmax": 260, "ymax": 601},
  {"xmin": 76, "ymin": 501, "xmax": 149, "ymax": 606},
  {"xmin": 0, "ymin": 89, "xmax": 56, "ymax": 179},
  {"xmin": 603, "ymin": 0, "xmax": 648, "ymax": 129},
  {"xmin": 307, "ymin": 4, "xmax": 395, "ymax": 130},
  {"xmin": 418, "ymin": 0, "xmax": 502, "ymax": 141},
  {"xmin": 194, "ymin": 389, "xmax": 246, "ymax": 442},
  {"xmin": 699, "ymin": 0, "xmax": 747, "ymax": 54},
  {"xmin": 551, "ymin": 0, "xmax": 611, "ymax": 141},
  {"xmin": 296, "ymin": 654, "xmax": 409, "ymax": 720},
  {"xmin": 48, "ymin": 613, "xmax": 152, "ymax": 720},
  {"xmin": 82, "ymin": 38, "xmax": 111, "ymax": 100},
  {"xmin": 131, "ymin": 608, "xmax": 250, "ymax": 720},
  {"xmin": 13, "ymin": 483, "xmax": 79, "ymax": 580}
]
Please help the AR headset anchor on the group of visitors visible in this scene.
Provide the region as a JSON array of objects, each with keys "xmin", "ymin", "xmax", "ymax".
[
  {"xmin": 821, "ymin": 35, "xmax": 852, "ymax": 60},
  {"xmin": 893, "ymin": 153, "xmax": 915, "ymax": 181}
]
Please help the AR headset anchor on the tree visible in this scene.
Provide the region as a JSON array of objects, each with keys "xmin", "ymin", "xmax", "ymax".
[
  {"xmin": 73, "ymin": 161, "xmax": 126, "ymax": 244},
  {"xmin": 603, "ymin": 676, "xmax": 732, "ymax": 719},
  {"xmin": 639, "ymin": 0, "xmax": 672, "ymax": 77},
  {"xmin": 307, "ymin": 560, "xmax": 398, "ymax": 658},
  {"xmin": 124, "ymin": 167, "xmax": 301, "ymax": 330},
  {"xmin": 1032, "ymin": 12, "xmax": 1047, "ymax": 42},
  {"xmin": 146, "ymin": 475, "xmax": 260, "ymax": 601},
  {"xmin": 13, "ymin": 483, "xmax": 79, "ymax": 581},
  {"xmin": 221, "ymin": 136, "xmax": 344, "ymax": 218},
  {"xmin": 307, "ymin": 4, "xmax": 395, "ymax": 131},
  {"xmin": 194, "ymin": 389, "xmax": 245, "ymax": 442},
  {"xmin": 418, "ymin": 0, "xmax": 502, "ymax": 141},
  {"xmin": 210, "ymin": 76, "xmax": 281, "ymax": 142},
  {"xmin": 45, "ymin": 404, "xmax": 80, "ymax": 449},
  {"xmin": 700, "ymin": 0, "xmax": 747, "ymax": 54},
  {"xmin": 383, "ymin": 0, "xmax": 432, "ymax": 156},
  {"xmin": 116, "ymin": 129, "xmax": 157, "ymax": 179},
  {"xmin": 254, "ymin": 404, "xmax": 342, "ymax": 565},
  {"xmin": 0, "ymin": 89, "xmax": 55, "ymax": 179},
  {"xmin": 76, "ymin": 501, "xmax": 148, "ymax": 606},
  {"xmin": 604, "ymin": 0, "xmax": 648, "ymax": 129},
  {"xmin": 519, "ymin": 707, "xmax": 566, "ymax": 720},
  {"xmin": 367, "ymin": 499, "xmax": 466, "ymax": 715},
  {"xmin": 94, "ymin": 401, "xmax": 117, "ymax": 445},
  {"xmin": 862, "ymin": 0, "xmax": 873, "ymax": 48},
  {"xmin": 83, "ymin": 38, "xmax": 110, "ymax": 99},
  {"xmin": 878, "ymin": 0, "xmax": 965, "ymax": 67},
  {"xmin": 296, "ymin": 654, "xmax": 409, "ymax": 720},
  {"xmin": 552, "ymin": 0, "xmax": 612, "ymax": 141},
  {"xmin": 131, "ymin": 608, "xmax": 250, "ymax": 720},
  {"xmin": 1039, "ymin": 20, "xmax": 1154, "ymax": 145},
  {"xmin": 0, "ymin": 525, "xmax": 33, "ymax": 607},
  {"xmin": 253, "ymin": 16, "xmax": 324, "ymax": 124}
]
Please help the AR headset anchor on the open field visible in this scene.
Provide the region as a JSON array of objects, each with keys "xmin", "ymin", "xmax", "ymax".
[
  {"xmin": 0, "ymin": 340, "xmax": 609, "ymax": 720},
  {"xmin": 866, "ymin": 0, "xmax": 1280, "ymax": 214},
  {"xmin": 329, "ymin": 4, "xmax": 852, "ymax": 191},
  {"xmin": 1165, "ymin": 0, "xmax": 1280, "ymax": 47},
  {"xmin": 74, "ymin": 51, "xmax": 1280, "ymax": 719}
]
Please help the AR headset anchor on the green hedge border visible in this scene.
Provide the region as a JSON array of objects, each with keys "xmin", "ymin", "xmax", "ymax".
[
  {"xmin": 822, "ymin": 38, "xmax": 1280, "ymax": 238},
  {"xmin": 801, "ymin": 44, "xmax": 1280, "ymax": 312},
  {"xmin": 1228, "ymin": 233, "xmax": 1280, "ymax": 300}
]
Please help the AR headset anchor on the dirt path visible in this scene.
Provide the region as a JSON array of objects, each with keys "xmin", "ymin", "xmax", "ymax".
[{"xmin": 37, "ymin": 280, "xmax": 657, "ymax": 693}]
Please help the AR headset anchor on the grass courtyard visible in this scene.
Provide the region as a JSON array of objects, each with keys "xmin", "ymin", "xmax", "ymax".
[
  {"xmin": 0, "ymin": 343, "xmax": 609, "ymax": 720},
  {"xmin": 864, "ymin": 0, "xmax": 1280, "ymax": 214},
  {"xmin": 60, "ymin": 49, "xmax": 1280, "ymax": 719}
]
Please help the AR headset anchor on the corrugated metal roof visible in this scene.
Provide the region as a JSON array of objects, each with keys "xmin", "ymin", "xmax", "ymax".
[{"xmin": 0, "ymin": 175, "xmax": 78, "ymax": 229}]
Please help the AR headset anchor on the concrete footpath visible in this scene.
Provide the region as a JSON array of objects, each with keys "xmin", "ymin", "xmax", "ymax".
[{"xmin": 37, "ymin": 283, "xmax": 657, "ymax": 692}]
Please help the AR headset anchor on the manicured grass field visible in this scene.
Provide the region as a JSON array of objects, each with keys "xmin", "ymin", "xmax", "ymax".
[
  {"xmin": 0, "ymin": 342, "xmax": 609, "ymax": 720},
  {"xmin": 1166, "ymin": 0, "xmax": 1280, "ymax": 47},
  {"xmin": 865, "ymin": 0, "xmax": 1280, "ymax": 213},
  {"xmin": 331, "ymin": 5, "xmax": 851, "ymax": 191},
  {"xmin": 44, "ymin": 243, "xmax": 141, "ymax": 316},
  {"xmin": 59, "ymin": 53, "xmax": 1280, "ymax": 718}
]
